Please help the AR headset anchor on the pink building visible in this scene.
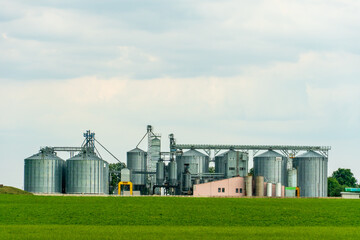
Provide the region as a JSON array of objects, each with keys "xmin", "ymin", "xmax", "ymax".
[
  {"xmin": 193, "ymin": 176, "xmax": 285, "ymax": 197},
  {"xmin": 193, "ymin": 177, "xmax": 245, "ymax": 197}
]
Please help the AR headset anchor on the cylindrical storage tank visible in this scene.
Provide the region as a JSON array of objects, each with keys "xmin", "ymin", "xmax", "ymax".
[
  {"xmin": 183, "ymin": 172, "xmax": 191, "ymax": 191},
  {"xmin": 215, "ymin": 152, "xmax": 225, "ymax": 174},
  {"xmin": 267, "ymin": 183, "xmax": 273, "ymax": 197},
  {"xmin": 276, "ymin": 183, "xmax": 282, "ymax": 197},
  {"xmin": 287, "ymin": 168, "xmax": 297, "ymax": 187},
  {"xmin": 245, "ymin": 175, "xmax": 253, "ymax": 197},
  {"xmin": 24, "ymin": 148, "xmax": 65, "ymax": 193},
  {"xmin": 66, "ymin": 151, "xmax": 109, "ymax": 194},
  {"xmin": 176, "ymin": 150, "xmax": 209, "ymax": 180},
  {"xmin": 168, "ymin": 160, "xmax": 177, "ymax": 186},
  {"xmin": 293, "ymin": 151, "xmax": 328, "ymax": 197},
  {"xmin": 127, "ymin": 148, "xmax": 147, "ymax": 186},
  {"xmin": 255, "ymin": 176, "xmax": 264, "ymax": 197},
  {"xmin": 254, "ymin": 150, "xmax": 287, "ymax": 186},
  {"xmin": 156, "ymin": 161, "xmax": 165, "ymax": 185},
  {"xmin": 195, "ymin": 178, "xmax": 201, "ymax": 185}
]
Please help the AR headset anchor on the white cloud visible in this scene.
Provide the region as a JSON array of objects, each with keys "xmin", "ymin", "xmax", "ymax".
[{"xmin": 1, "ymin": 0, "xmax": 360, "ymax": 188}]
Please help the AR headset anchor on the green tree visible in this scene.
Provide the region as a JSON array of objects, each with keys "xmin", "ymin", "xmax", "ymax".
[
  {"xmin": 249, "ymin": 168, "xmax": 254, "ymax": 176},
  {"xmin": 332, "ymin": 168, "xmax": 357, "ymax": 187},
  {"xmin": 327, "ymin": 177, "xmax": 343, "ymax": 197},
  {"xmin": 109, "ymin": 162, "xmax": 126, "ymax": 194},
  {"xmin": 208, "ymin": 166, "xmax": 215, "ymax": 173}
]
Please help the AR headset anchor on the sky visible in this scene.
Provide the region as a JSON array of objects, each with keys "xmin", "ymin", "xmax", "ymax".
[{"xmin": 1, "ymin": 0, "xmax": 359, "ymax": 189}]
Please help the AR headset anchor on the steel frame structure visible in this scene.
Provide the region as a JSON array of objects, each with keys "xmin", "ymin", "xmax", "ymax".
[{"xmin": 171, "ymin": 144, "xmax": 331, "ymax": 157}]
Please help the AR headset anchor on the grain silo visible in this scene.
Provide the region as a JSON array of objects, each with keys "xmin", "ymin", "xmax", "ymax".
[
  {"xmin": 127, "ymin": 148, "xmax": 147, "ymax": 187},
  {"xmin": 253, "ymin": 150, "xmax": 287, "ymax": 186},
  {"xmin": 293, "ymin": 151, "xmax": 328, "ymax": 197},
  {"xmin": 66, "ymin": 149, "xmax": 109, "ymax": 194},
  {"xmin": 176, "ymin": 149, "xmax": 209, "ymax": 179},
  {"xmin": 24, "ymin": 147, "xmax": 65, "ymax": 193}
]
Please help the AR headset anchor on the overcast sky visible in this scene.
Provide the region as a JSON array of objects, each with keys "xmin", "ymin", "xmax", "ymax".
[{"xmin": 1, "ymin": 0, "xmax": 359, "ymax": 189}]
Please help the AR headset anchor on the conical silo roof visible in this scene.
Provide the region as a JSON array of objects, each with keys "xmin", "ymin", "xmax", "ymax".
[
  {"xmin": 183, "ymin": 149, "xmax": 207, "ymax": 157},
  {"xmin": 255, "ymin": 150, "xmax": 284, "ymax": 158},
  {"xmin": 296, "ymin": 150, "xmax": 324, "ymax": 158},
  {"xmin": 128, "ymin": 147, "xmax": 146, "ymax": 153}
]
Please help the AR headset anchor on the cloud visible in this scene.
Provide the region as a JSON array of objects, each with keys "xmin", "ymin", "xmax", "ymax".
[{"xmin": 1, "ymin": 0, "xmax": 360, "ymax": 188}]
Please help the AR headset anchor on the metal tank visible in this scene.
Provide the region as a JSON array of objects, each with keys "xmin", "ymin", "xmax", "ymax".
[
  {"xmin": 254, "ymin": 150, "xmax": 287, "ymax": 186},
  {"xmin": 168, "ymin": 160, "xmax": 177, "ymax": 186},
  {"xmin": 267, "ymin": 183, "xmax": 273, "ymax": 197},
  {"xmin": 255, "ymin": 176, "xmax": 264, "ymax": 197},
  {"xmin": 215, "ymin": 152, "xmax": 225, "ymax": 174},
  {"xmin": 293, "ymin": 151, "xmax": 328, "ymax": 197},
  {"xmin": 245, "ymin": 175, "xmax": 253, "ymax": 196},
  {"xmin": 156, "ymin": 160, "xmax": 165, "ymax": 185},
  {"xmin": 287, "ymin": 168, "xmax": 297, "ymax": 187},
  {"xmin": 66, "ymin": 150, "xmax": 109, "ymax": 194},
  {"xmin": 24, "ymin": 148, "xmax": 65, "ymax": 193},
  {"xmin": 276, "ymin": 183, "xmax": 282, "ymax": 197},
  {"xmin": 183, "ymin": 172, "xmax": 191, "ymax": 191},
  {"xmin": 127, "ymin": 148, "xmax": 147, "ymax": 186},
  {"xmin": 176, "ymin": 149, "xmax": 209, "ymax": 179}
]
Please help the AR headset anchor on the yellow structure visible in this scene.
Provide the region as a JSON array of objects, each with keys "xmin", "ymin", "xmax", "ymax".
[
  {"xmin": 296, "ymin": 187, "xmax": 300, "ymax": 198},
  {"xmin": 118, "ymin": 181, "xmax": 133, "ymax": 196}
]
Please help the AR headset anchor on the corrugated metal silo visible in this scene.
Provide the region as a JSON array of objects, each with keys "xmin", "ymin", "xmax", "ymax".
[
  {"xmin": 156, "ymin": 161, "xmax": 165, "ymax": 185},
  {"xmin": 253, "ymin": 150, "xmax": 287, "ymax": 186},
  {"xmin": 24, "ymin": 148, "xmax": 65, "ymax": 193},
  {"xmin": 66, "ymin": 150, "xmax": 109, "ymax": 194},
  {"xmin": 176, "ymin": 149, "xmax": 209, "ymax": 179},
  {"xmin": 168, "ymin": 160, "xmax": 177, "ymax": 186},
  {"xmin": 293, "ymin": 151, "xmax": 328, "ymax": 197},
  {"xmin": 214, "ymin": 152, "xmax": 225, "ymax": 174},
  {"xmin": 287, "ymin": 168, "xmax": 297, "ymax": 187},
  {"xmin": 127, "ymin": 148, "xmax": 147, "ymax": 186}
]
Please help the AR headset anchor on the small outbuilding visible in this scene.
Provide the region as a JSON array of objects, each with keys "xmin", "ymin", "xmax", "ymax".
[{"xmin": 193, "ymin": 177, "xmax": 245, "ymax": 197}]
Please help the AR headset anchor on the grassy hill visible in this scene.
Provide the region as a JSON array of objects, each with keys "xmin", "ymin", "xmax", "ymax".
[
  {"xmin": 0, "ymin": 195, "xmax": 359, "ymax": 239},
  {"xmin": 0, "ymin": 186, "xmax": 32, "ymax": 195}
]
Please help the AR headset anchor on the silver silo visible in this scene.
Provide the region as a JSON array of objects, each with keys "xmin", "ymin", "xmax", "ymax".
[
  {"xmin": 127, "ymin": 148, "xmax": 147, "ymax": 186},
  {"xmin": 287, "ymin": 168, "xmax": 297, "ymax": 187},
  {"xmin": 176, "ymin": 149, "xmax": 209, "ymax": 179},
  {"xmin": 293, "ymin": 151, "xmax": 328, "ymax": 197},
  {"xmin": 24, "ymin": 148, "xmax": 65, "ymax": 193},
  {"xmin": 66, "ymin": 150, "xmax": 109, "ymax": 194},
  {"xmin": 254, "ymin": 150, "xmax": 287, "ymax": 186},
  {"xmin": 156, "ymin": 161, "xmax": 165, "ymax": 185},
  {"xmin": 215, "ymin": 152, "xmax": 226, "ymax": 174},
  {"xmin": 168, "ymin": 160, "xmax": 177, "ymax": 186}
]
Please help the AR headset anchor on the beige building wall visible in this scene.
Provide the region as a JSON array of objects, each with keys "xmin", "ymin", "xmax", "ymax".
[{"xmin": 193, "ymin": 177, "xmax": 245, "ymax": 197}]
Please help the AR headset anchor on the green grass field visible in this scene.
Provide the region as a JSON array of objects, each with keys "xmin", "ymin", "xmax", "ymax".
[{"xmin": 1, "ymin": 195, "xmax": 360, "ymax": 239}]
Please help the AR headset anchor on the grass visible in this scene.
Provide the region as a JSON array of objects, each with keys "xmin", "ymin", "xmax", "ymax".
[
  {"xmin": 0, "ymin": 195, "xmax": 360, "ymax": 239},
  {"xmin": 0, "ymin": 186, "xmax": 32, "ymax": 195}
]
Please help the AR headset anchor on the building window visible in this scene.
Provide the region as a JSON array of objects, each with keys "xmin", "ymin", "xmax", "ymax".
[
  {"xmin": 240, "ymin": 167, "xmax": 245, "ymax": 170},
  {"xmin": 218, "ymin": 188, "xmax": 221, "ymax": 193},
  {"xmin": 229, "ymin": 167, "xmax": 235, "ymax": 170},
  {"xmin": 222, "ymin": 188, "xmax": 225, "ymax": 193},
  {"xmin": 236, "ymin": 188, "xmax": 239, "ymax": 193},
  {"xmin": 240, "ymin": 188, "xmax": 243, "ymax": 193}
]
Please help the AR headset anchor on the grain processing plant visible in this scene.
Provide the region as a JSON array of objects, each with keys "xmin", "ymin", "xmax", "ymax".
[{"xmin": 24, "ymin": 126, "xmax": 331, "ymax": 197}]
